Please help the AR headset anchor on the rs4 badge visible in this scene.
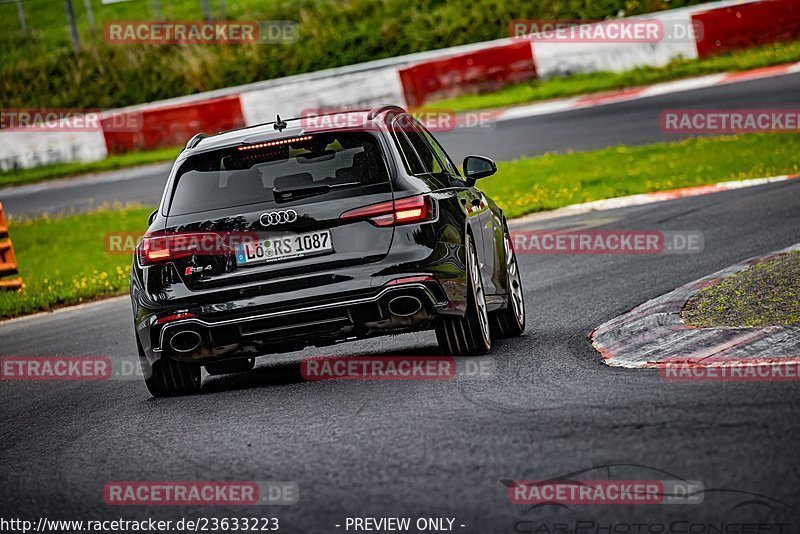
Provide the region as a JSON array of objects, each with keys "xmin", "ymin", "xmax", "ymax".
[{"xmin": 185, "ymin": 265, "xmax": 212, "ymax": 275}]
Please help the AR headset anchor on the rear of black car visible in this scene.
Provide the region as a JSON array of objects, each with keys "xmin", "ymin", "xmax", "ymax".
[
  {"xmin": 155, "ymin": 132, "xmax": 397, "ymax": 290},
  {"xmin": 131, "ymin": 126, "xmax": 451, "ymax": 395}
]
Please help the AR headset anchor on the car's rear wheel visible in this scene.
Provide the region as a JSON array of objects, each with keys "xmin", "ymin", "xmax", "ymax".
[
  {"xmin": 137, "ymin": 338, "xmax": 201, "ymax": 397},
  {"xmin": 491, "ymin": 225, "xmax": 525, "ymax": 338},
  {"xmin": 435, "ymin": 236, "xmax": 491, "ymax": 355},
  {"xmin": 205, "ymin": 357, "xmax": 255, "ymax": 376}
]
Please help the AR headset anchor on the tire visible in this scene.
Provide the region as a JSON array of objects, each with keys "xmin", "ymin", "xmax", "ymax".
[
  {"xmin": 205, "ymin": 358, "xmax": 255, "ymax": 376},
  {"xmin": 435, "ymin": 236, "xmax": 492, "ymax": 355},
  {"xmin": 491, "ymin": 224, "xmax": 525, "ymax": 338},
  {"xmin": 137, "ymin": 337, "xmax": 201, "ymax": 397}
]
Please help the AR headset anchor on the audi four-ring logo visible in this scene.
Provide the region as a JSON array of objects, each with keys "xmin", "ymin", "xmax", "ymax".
[{"xmin": 260, "ymin": 209, "xmax": 298, "ymax": 226}]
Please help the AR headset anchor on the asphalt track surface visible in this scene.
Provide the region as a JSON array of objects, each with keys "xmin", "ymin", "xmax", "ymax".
[
  {"xmin": 1, "ymin": 179, "xmax": 799, "ymax": 531},
  {"xmin": 2, "ymin": 71, "xmax": 799, "ymax": 218}
]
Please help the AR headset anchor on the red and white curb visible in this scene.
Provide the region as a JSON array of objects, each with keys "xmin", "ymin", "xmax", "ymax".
[
  {"xmin": 590, "ymin": 243, "xmax": 800, "ymax": 369},
  {"xmin": 491, "ymin": 62, "xmax": 800, "ymax": 123},
  {"xmin": 509, "ymin": 174, "xmax": 799, "ymax": 227}
]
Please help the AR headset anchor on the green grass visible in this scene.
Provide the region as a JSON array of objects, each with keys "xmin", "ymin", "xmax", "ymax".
[
  {"xmin": 1, "ymin": 0, "xmax": 281, "ymax": 53},
  {"xmin": 682, "ymin": 252, "xmax": 800, "ymax": 327},
  {"xmin": 481, "ymin": 134, "xmax": 800, "ymax": 219},
  {"xmin": 1, "ymin": 0, "xmax": 709, "ymax": 109},
  {"xmin": 2, "ymin": 133, "xmax": 798, "ymax": 319},
  {"xmin": 429, "ymin": 40, "xmax": 800, "ymax": 112},
  {"xmin": 0, "ymin": 206, "xmax": 152, "ymax": 319},
  {"xmin": 0, "ymin": 146, "xmax": 181, "ymax": 188}
]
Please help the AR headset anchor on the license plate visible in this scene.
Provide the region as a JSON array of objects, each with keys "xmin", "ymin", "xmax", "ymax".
[{"xmin": 235, "ymin": 230, "xmax": 333, "ymax": 265}]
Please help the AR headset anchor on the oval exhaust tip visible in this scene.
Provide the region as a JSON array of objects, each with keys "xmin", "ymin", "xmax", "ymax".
[
  {"xmin": 387, "ymin": 295, "xmax": 423, "ymax": 317},
  {"xmin": 169, "ymin": 330, "xmax": 202, "ymax": 353}
]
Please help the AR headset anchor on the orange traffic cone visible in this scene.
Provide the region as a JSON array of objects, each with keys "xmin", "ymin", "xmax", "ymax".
[{"xmin": 0, "ymin": 202, "xmax": 22, "ymax": 291}]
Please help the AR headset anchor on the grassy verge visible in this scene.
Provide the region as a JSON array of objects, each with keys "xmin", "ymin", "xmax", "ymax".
[
  {"xmin": 0, "ymin": 147, "xmax": 181, "ymax": 189},
  {"xmin": 0, "ymin": 206, "xmax": 152, "ymax": 319},
  {"xmin": 2, "ymin": 133, "xmax": 798, "ymax": 319},
  {"xmin": 682, "ymin": 252, "xmax": 800, "ymax": 327},
  {"xmin": 481, "ymin": 134, "xmax": 800, "ymax": 219},
  {"xmin": 429, "ymin": 41, "xmax": 800, "ymax": 113}
]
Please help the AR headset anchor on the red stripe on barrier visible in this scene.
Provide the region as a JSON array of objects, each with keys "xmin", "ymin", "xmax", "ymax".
[
  {"xmin": 398, "ymin": 41, "xmax": 537, "ymax": 108},
  {"xmin": 692, "ymin": 0, "xmax": 800, "ymax": 58},
  {"xmin": 102, "ymin": 95, "xmax": 245, "ymax": 154}
]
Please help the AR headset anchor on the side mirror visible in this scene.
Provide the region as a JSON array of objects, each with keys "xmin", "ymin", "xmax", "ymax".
[
  {"xmin": 148, "ymin": 209, "xmax": 158, "ymax": 225},
  {"xmin": 463, "ymin": 155, "xmax": 497, "ymax": 183}
]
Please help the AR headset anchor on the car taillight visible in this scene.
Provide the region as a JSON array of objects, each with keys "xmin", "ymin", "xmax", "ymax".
[
  {"xmin": 154, "ymin": 311, "xmax": 197, "ymax": 325},
  {"xmin": 385, "ymin": 275, "xmax": 435, "ymax": 285},
  {"xmin": 340, "ymin": 194, "xmax": 435, "ymax": 227},
  {"xmin": 136, "ymin": 233, "xmax": 225, "ymax": 265}
]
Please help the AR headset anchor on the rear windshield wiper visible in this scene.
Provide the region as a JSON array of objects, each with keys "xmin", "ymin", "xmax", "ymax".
[{"xmin": 273, "ymin": 181, "xmax": 361, "ymax": 202}]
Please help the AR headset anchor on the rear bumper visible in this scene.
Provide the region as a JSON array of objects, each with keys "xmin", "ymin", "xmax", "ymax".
[
  {"xmin": 132, "ymin": 224, "xmax": 472, "ymax": 365},
  {"xmin": 136, "ymin": 277, "xmax": 456, "ymax": 365}
]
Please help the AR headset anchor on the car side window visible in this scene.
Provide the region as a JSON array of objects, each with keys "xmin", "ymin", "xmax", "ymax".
[
  {"xmin": 416, "ymin": 124, "xmax": 460, "ymax": 178},
  {"xmin": 403, "ymin": 123, "xmax": 444, "ymax": 174},
  {"xmin": 391, "ymin": 119, "xmax": 426, "ymax": 175}
]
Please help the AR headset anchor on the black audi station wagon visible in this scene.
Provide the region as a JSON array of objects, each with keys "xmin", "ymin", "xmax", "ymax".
[{"xmin": 131, "ymin": 105, "xmax": 525, "ymax": 396}]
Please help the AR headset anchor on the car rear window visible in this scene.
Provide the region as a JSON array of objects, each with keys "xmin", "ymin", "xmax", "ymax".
[{"xmin": 168, "ymin": 132, "xmax": 389, "ymax": 216}]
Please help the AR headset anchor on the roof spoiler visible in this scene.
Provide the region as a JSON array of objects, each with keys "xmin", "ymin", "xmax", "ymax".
[
  {"xmin": 367, "ymin": 105, "xmax": 407, "ymax": 120},
  {"xmin": 185, "ymin": 133, "xmax": 208, "ymax": 150}
]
